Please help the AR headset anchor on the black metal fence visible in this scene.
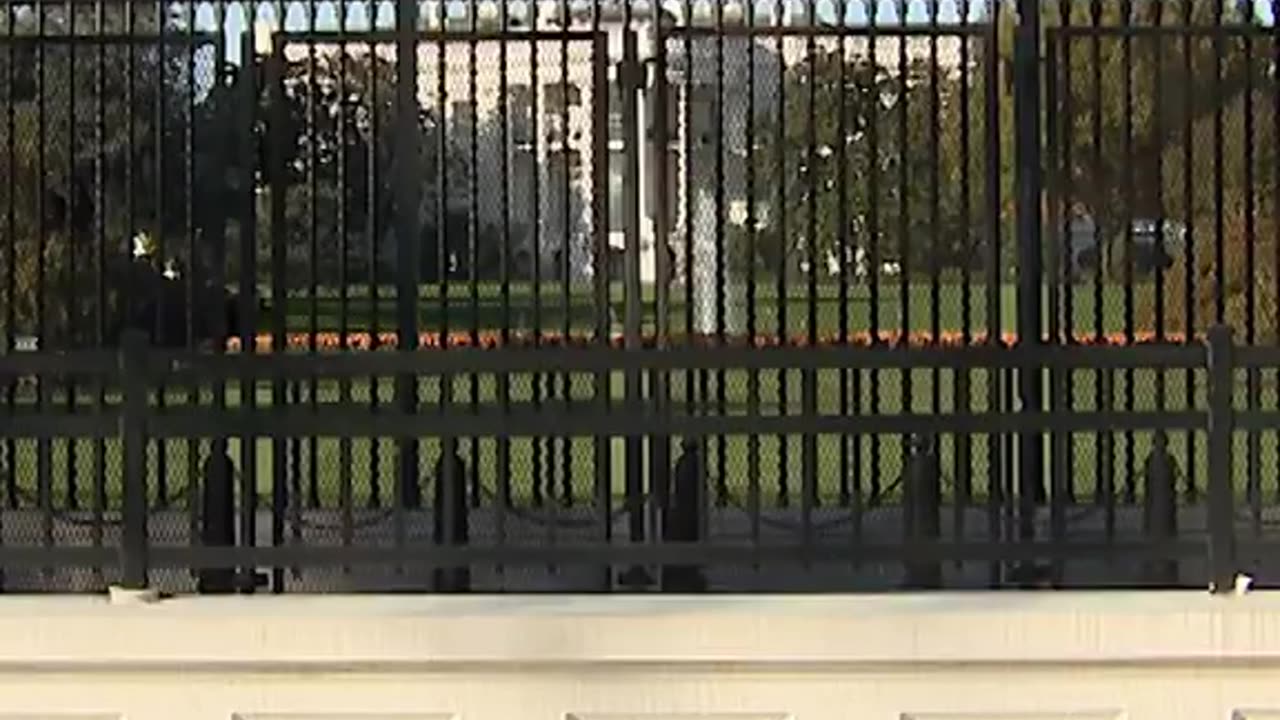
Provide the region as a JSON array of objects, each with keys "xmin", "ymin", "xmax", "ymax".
[
  {"xmin": 0, "ymin": 326, "xmax": 1267, "ymax": 593},
  {"xmin": 1, "ymin": 0, "xmax": 1279, "ymax": 593}
]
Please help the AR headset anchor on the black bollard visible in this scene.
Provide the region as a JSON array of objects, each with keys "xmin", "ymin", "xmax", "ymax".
[
  {"xmin": 903, "ymin": 434, "xmax": 942, "ymax": 589},
  {"xmin": 1142, "ymin": 431, "xmax": 1179, "ymax": 585},
  {"xmin": 432, "ymin": 444, "xmax": 470, "ymax": 592},
  {"xmin": 402, "ymin": 456, "xmax": 423, "ymax": 510},
  {"xmin": 198, "ymin": 440, "xmax": 237, "ymax": 594},
  {"xmin": 662, "ymin": 437, "xmax": 707, "ymax": 592}
]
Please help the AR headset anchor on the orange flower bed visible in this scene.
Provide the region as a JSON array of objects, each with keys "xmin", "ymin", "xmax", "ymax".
[{"xmin": 224, "ymin": 330, "xmax": 1193, "ymax": 353}]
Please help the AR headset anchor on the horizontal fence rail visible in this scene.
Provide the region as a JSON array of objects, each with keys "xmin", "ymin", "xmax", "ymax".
[{"xmin": 0, "ymin": 326, "xmax": 1261, "ymax": 593}]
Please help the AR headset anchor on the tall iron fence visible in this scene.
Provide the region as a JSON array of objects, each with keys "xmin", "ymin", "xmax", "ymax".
[{"xmin": 0, "ymin": 0, "xmax": 1278, "ymax": 592}]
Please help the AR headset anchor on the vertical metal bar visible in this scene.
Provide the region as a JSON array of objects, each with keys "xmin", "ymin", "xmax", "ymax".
[
  {"xmin": 337, "ymin": 0, "xmax": 354, "ymax": 538},
  {"xmin": 92, "ymin": 0, "xmax": 107, "ymax": 572},
  {"xmin": 119, "ymin": 329, "xmax": 149, "ymax": 590},
  {"xmin": 430, "ymin": 0, "xmax": 450, "ymax": 525},
  {"xmin": 837, "ymin": 0, "xmax": 850, "ymax": 510},
  {"xmin": 558, "ymin": 0, "xmax": 573, "ymax": 510},
  {"xmin": 1057, "ymin": 0, "xmax": 1074, "ymax": 514},
  {"xmin": 304, "ymin": 0, "xmax": 319, "ymax": 516},
  {"xmin": 154, "ymin": 0, "xmax": 169, "ymax": 510},
  {"xmin": 1242, "ymin": 29, "xmax": 1259, "ymax": 534},
  {"xmin": 277, "ymin": 6, "xmax": 299, "ymax": 579},
  {"xmin": 744, "ymin": 0, "xmax": 761, "ymax": 557},
  {"xmin": 1214, "ymin": 0, "xmax": 1231, "ymax": 541},
  {"xmin": 1206, "ymin": 324, "xmax": 1235, "ymax": 593},
  {"xmin": 925, "ymin": 1, "xmax": 942, "ymax": 563},
  {"xmin": 185, "ymin": 0, "xmax": 201, "ymax": 568},
  {"xmin": 496, "ymin": 0, "xmax": 511, "ymax": 576},
  {"xmin": 955, "ymin": 0, "xmax": 973, "ymax": 547},
  {"xmin": 774, "ymin": 0, "xmax": 787, "ymax": 509},
  {"xmin": 681, "ymin": 0, "xmax": 693, "ymax": 357},
  {"xmin": 1151, "ymin": 2, "xmax": 1164, "ymax": 351},
  {"xmin": 1013, "ymin": 0, "xmax": 1043, "ymax": 552},
  {"xmin": 467, "ymin": 0, "xmax": 481, "ymax": 516},
  {"xmin": 1182, "ymin": 0, "xmax": 1196, "ymax": 501},
  {"xmin": 1090, "ymin": 0, "xmax": 1112, "ymax": 530},
  {"xmin": 268, "ymin": 31, "xmax": 291, "ymax": 592},
  {"xmin": 894, "ymin": 0, "xmax": 911, "ymax": 513},
  {"xmin": 927, "ymin": 0, "xmax": 941, "ymax": 350},
  {"xmin": 182, "ymin": 6, "xmax": 201, "ymax": 522},
  {"xmin": 799, "ymin": 0, "xmax": 817, "ymax": 550},
  {"xmin": 1120, "ymin": 0, "xmax": 1136, "ymax": 507},
  {"xmin": 681, "ymin": 0, "xmax": 695, "ymax": 486},
  {"xmin": 0, "ymin": 2, "xmax": 10, "ymax": 589},
  {"xmin": 366, "ymin": 8, "xmax": 382, "ymax": 510},
  {"xmin": 868, "ymin": 1, "xmax": 882, "ymax": 505},
  {"xmin": 4, "ymin": 1, "xmax": 17, "ymax": 517},
  {"xmin": 36, "ymin": 0, "xmax": 52, "ymax": 563},
  {"xmin": 983, "ymin": 3, "xmax": 1001, "ymax": 585},
  {"xmin": 531, "ymin": 14, "xmax": 544, "ymax": 508},
  {"xmin": 65, "ymin": 0, "xmax": 79, "ymax": 513},
  {"xmin": 1212, "ymin": 0, "xmax": 1225, "ymax": 327},
  {"xmin": 430, "ymin": 5, "xmax": 455, "ymax": 588},
  {"xmin": 591, "ymin": 25, "xmax": 611, "ymax": 590},
  {"xmin": 1045, "ymin": 34, "xmax": 1064, "ymax": 582},
  {"xmin": 714, "ymin": 0, "xmax": 727, "ymax": 511},
  {"xmin": 546, "ymin": 15, "xmax": 565, "ymax": 557},
  {"xmin": 395, "ymin": 0, "xmax": 421, "ymax": 570},
  {"xmin": 236, "ymin": 25, "xmax": 259, "ymax": 589},
  {"xmin": 650, "ymin": 0, "xmax": 672, "ymax": 525},
  {"xmin": 621, "ymin": 22, "xmax": 644, "ymax": 552}
]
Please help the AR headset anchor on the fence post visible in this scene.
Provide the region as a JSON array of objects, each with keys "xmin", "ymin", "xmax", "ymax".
[
  {"xmin": 662, "ymin": 437, "xmax": 706, "ymax": 592},
  {"xmin": 118, "ymin": 329, "xmax": 149, "ymax": 590},
  {"xmin": 1206, "ymin": 325, "xmax": 1236, "ymax": 594},
  {"xmin": 903, "ymin": 434, "xmax": 941, "ymax": 589}
]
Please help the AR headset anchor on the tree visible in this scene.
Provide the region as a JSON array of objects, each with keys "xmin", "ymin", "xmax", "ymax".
[
  {"xmin": 0, "ymin": 4, "xmax": 243, "ymax": 348},
  {"xmin": 261, "ymin": 42, "xmax": 513, "ymax": 290},
  {"xmin": 736, "ymin": 41, "xmax": 987, "ymax": 280},
  {"xmin": 1033, "ymin": 0, "xmax": 1277, "ymax": 339}
]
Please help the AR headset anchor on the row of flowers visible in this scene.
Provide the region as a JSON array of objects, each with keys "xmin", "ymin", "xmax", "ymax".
[{"xmin": 224, "ymin": 330, "xmax": 1195, "ymax": 352}]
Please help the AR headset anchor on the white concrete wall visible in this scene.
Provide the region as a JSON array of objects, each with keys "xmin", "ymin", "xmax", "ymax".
[{"xmin": 2, "ymin": 593, "xmax": 1280, "ymax": 720}]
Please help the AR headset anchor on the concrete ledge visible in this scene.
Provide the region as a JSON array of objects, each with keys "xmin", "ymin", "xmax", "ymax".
[
  {"xmin": 1, "ymin": 593, "xmax": 1279, "ymax": 720},
  {"xmin": 0, "ymin": 592, "xmax": 1277, "ymax": 669}
]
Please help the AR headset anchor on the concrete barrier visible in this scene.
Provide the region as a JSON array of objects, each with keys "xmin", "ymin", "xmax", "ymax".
[{"xmin": 0, "ymin": 593, "xmax": 1278, "ymax": 720}]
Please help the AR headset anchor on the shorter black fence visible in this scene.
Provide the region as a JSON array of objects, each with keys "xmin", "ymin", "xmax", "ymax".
[{"xmin": 0, "ymin": 326, "xmax": 1272, "ymax": 593}]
